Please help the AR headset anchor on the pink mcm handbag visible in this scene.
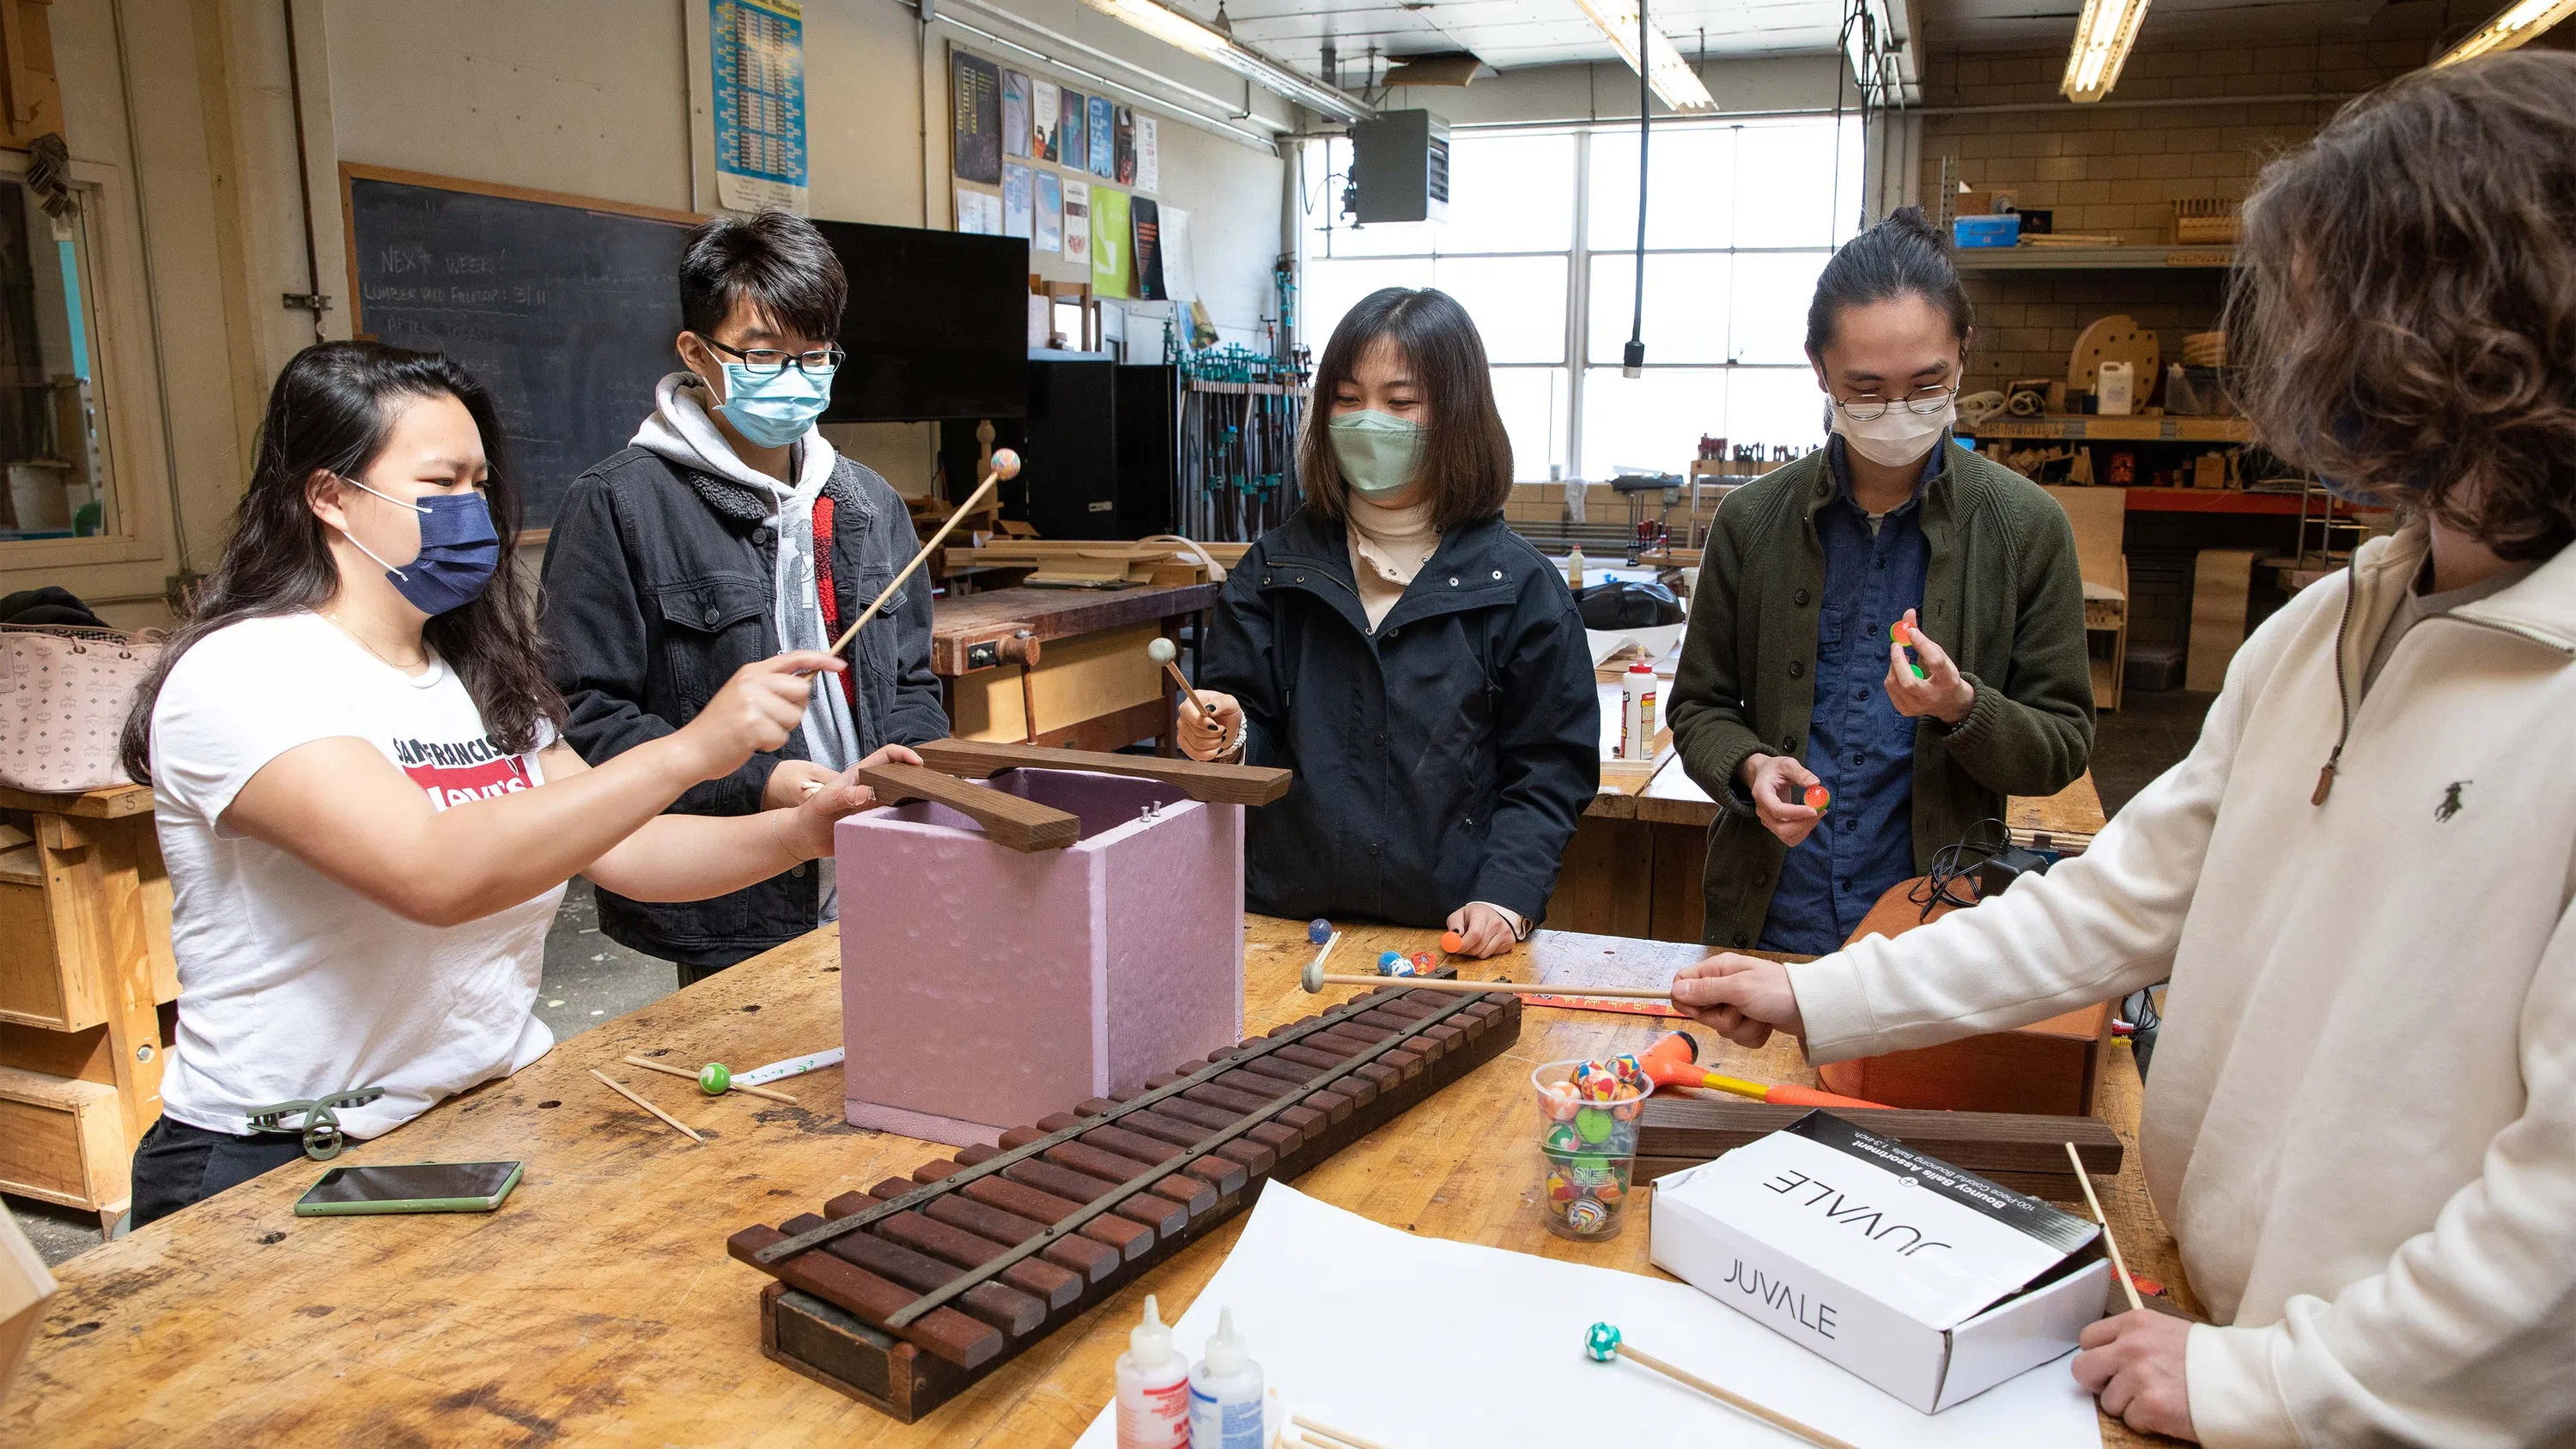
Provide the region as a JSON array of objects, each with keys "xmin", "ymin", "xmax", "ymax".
[{"xmin": 0, "ymin": 623, "xmax": 161, "ymax": 794}]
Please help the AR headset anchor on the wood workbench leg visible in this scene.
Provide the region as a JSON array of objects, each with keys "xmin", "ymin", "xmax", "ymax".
[{"xmin": 1156, "ymin": 618, "xmax": 1184, "ymax": 758}]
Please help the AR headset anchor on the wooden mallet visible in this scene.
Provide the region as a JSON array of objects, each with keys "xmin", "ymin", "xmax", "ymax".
[
  {"xmin": 2067, "ymin": 1140, "xmax": 2147, "ymax": 1313},
  {"xmin": 1584, "ymin": 1322, "xmax": 1856, "ymax": 1449},
  {"xmin": 1298, "ymin": 951, "xmax": 1672, "ymax": 1001},
  {"xmin": 1145, "ymin": 635, "xmax": 1195, "ymax": 700},
  {"xmin": 818, "ymin": 448, "xmax": 1020, "ymax": 663}
]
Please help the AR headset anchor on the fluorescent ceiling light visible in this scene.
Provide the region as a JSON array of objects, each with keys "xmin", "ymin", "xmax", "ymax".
[
  {"xmin": 1079, "ymin": 0, "xmax": 1375, "ymax": 122},
  {"xmin": 1569, "ymin": 0, "xmax": 1716, "ymax": 112},
  {"xmin": 2434, "ymin": 0, "xmax": 2576, "ymax": 64},
  {"xmin": 2060, "ymin": 0, "xmax": 2151, "ymax": 102}
]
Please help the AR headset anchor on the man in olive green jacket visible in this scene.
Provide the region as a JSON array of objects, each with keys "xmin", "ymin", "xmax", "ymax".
[{"xmin": 1669, "ymin": 443, "xmax": 2095, "ymax": 952}]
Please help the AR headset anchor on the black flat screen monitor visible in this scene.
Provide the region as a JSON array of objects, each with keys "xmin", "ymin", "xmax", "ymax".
[{"xmin": 812, "ymin": 220, "xmax": 1029, "ymax": 422}]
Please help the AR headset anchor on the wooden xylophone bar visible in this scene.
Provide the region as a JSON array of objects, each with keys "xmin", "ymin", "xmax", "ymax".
[{"xmin": 731, "ymin": 981, "xmax": 1523, "ymax": 1422}]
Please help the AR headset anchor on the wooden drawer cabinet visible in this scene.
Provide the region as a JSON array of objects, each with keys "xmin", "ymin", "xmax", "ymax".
[{"xmin": 0, "ymin": 786, "xmax": 177, "ymax": 1228}]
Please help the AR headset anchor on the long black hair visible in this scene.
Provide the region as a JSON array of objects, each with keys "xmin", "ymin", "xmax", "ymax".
[
  {"xmin": 121, "ymin": 341, "xmax": 563, "ymax": 782},
  {"xmin": 1298, "ymin": 287, "xmax": 1513, "ymax": 532},
  {"xmin": 1804, "ymin": 206, "xmax": 1973, "ymax": 358}
]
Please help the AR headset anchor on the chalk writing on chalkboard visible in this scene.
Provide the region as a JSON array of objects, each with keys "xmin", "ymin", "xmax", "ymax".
[{"xmin": 344, "ymin": 167, "xmax": 695, "ymax": 532}]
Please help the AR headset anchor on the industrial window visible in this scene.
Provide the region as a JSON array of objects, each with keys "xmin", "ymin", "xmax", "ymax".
[
  {"xmin": 1298, "ymin": 117, "xmax": 1864, "ymax": 483},
  {"xmin": 0, "ymin": 167, "xmax": 110, "ymax": 543}
]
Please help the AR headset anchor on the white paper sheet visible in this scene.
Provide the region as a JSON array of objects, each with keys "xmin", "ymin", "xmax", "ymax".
[{"xmin": 1070, "ymin": 1183, "xmax": 2101, "ymax": 1449}]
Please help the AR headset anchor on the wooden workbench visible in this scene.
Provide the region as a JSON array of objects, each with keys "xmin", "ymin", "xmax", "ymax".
[
  {"xmin": 933, "ymin": 582, "xmax": 1219, "ymax": 755},
  {"xmin": 9, "ymin": 916, "xmax": 2188, "ymax": 1446},
  {"xmin": 1559, "ymin": 757, "xmax": 2111, "ymax": 944}
]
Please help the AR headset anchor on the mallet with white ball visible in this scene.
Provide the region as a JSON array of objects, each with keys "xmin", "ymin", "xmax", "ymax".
[
  {"xmin": 817, "ymin": 448, "xmax": 1021, "ymax": 664},
  {"xmin": 1297, "ymin": 932, "xmax": 1672, "ymax": 1001},
  {"xmin": 1145, "ymin": 635, "xmax": 1199, "ymax": 701}
]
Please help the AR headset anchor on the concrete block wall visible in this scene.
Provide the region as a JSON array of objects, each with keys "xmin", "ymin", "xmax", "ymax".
[{"xmin": 1917, "ymin": 27, "xmax": 2441, "ymax": 396}]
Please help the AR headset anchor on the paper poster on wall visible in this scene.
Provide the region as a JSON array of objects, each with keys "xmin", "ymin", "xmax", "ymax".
[
  {"xmin": 1001, "ymin": 70, "xmax": 1030, "ymax": 159},
  {"xmin": 1135, "ymin": 115, "xmax": 1160, "ymax": 194},
  {"xmin": 1034, "ymin": 170, "xmax": 1063, "ymax": 253},
  {"xmin": 1114, "ymin": 106, "xmax": 1138, "ymax": 185},
  {"xmin": 954, "ymin": 183, "xmax": 1002, "ymax": 235},
  {"xmin": 710, "ymin": 0, "xmax": 810, "ymax": 213},
  {"xmin": 1032, "ymin": 80, "xmax": 1061, "ymax": 162},
  {"xmin": 1062, "ymin": 93, "xmax": 1088, "ymax": 179},
  {"xmin": 1091, "ymin": 186, "xmax": 1132, "ymax": 298},
  {"xmin": 1130, "ymin": 197, "xmax": 1165, "ymax": 300},
  {"xmin": 1159, "ymin": 205, "xmax": 1198, "ymax": 302},
  {"xmin": 951, "ymin": 52, "xmax": 1002, "ymax": 185},
  {"xmin": 1087, "ymin": 95, "xmax": 1116, "ymax": 179},
  {"xmin": 1061, "ymin": 176, "xmax": 1091, "ymax": 265},
  {"xmin": 1002, "ymin": 163, "xmax": 1034, "ymax": 240}
]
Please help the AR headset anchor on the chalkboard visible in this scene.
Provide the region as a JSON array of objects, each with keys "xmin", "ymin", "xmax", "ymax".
[{"xmin": 342, "ymin": 166, "xmax": 699, "ymax": 532}]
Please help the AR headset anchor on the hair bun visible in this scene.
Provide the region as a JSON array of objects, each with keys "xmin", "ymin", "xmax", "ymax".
[{"xmin": 1885, "ymin": 205, "xmax": 1947, "ymax": 246}]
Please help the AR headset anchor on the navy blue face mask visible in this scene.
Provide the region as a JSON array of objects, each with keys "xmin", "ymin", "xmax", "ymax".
[{"xmin": 337, "ymin": 480, "xmax": 501, "ymax": 616}]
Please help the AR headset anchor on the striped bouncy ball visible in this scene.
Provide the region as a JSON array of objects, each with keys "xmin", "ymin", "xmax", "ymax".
[
  {"xmin": 1540, "ymin": 1082, "xmax": 1583, "ymax": 1121},
  {"xmin": 1377, "ymin": 950, "xmax": 1406, "ymax": 976},
  {"xmin": 1307, "ymin": 918, "xmax": 1332, "ymax": 944},
  {"xmin": 1603, "ymin": 1052, "xmax": 1648, "ymax": 1094},
  {"xmin": 1584, "ymin": 1322, "xmax": 1624, "ymax": 1361},
  {"xmin": 696, "ymin": 1062, "xmax": 732, "ymax": 1095},
  {"xmin": 1564, "ymin": 1198, "xmax": 1612, "ymax": 1233}
]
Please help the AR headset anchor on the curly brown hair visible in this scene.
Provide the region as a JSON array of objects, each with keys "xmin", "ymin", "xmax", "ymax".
[{"xmin": 2225, "ymin": 51, "xmax": 2576, "ymax": 561}]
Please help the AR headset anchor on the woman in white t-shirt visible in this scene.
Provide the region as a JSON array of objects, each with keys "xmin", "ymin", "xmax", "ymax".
[{"xmin": 119, "ymin": 341, "xmax": 916, "ymax": 1227}]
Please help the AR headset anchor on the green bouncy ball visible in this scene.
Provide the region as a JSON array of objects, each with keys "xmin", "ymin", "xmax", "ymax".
[
  {"xmin": 697, "ymin": 1062, "xmax": 732, "ymax": 1095},
  {"xmin": 1585, "ymin": 1321, "xmax": 1623, "ymax": 1361}
]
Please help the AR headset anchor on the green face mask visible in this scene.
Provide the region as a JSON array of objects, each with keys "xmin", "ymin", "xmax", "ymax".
[{"xmin": 1327, "ymin": 409, "xmax": 1425, "ymax": 495}]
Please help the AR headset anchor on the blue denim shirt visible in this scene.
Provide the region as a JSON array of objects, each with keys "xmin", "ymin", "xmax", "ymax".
[{"xmin": 1757, "ymin": 437, "xmax": 1941, "ymax": 955}]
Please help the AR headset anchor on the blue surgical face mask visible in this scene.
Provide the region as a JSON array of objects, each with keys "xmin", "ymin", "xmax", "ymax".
[
  {"xmin": 337, "ymin": 480, "xmax": 501, "ymax": 616},
  {"xmin": 717, "ymin": 361, "xmax": 833, "ymax": 449}
]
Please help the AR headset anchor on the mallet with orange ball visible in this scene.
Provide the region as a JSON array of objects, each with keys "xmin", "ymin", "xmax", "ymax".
[
  {"xmin": 1640, "ymin": 1030, "xmax": 1893, "ymax": 1110},
  {"xmin": 819, "ymin": 449, "xmax": 1020, "ymax": 663},
  {"xmin": 1891, "ymin": 616, "xmax": 1929, "ymax": 678}
]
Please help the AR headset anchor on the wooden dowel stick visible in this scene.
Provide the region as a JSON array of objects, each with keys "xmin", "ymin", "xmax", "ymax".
[
  {"xmin": 1305, "ymin": 971, "xmax": 1671, "ymax": 1001},
  {"xmin": 588, "ymin": 1068, "xmax": 705, "ymax": 1143},
  {"xmin": 1613, "ymin": 1340, "xmax": 1857, "ymax": 1449},
  {"xmin": 1158, "ymin": 657, "xmax": 1198, "ymax": 701},
  {"xmin": 623, "ymin": 1054, "xmax": 797, "ymax": 1104},
  {"xmin": 1291, "ymin": 1415, "xmax": 1394, "ymax": 1449},
  {"xmin": 2067, "ymin": 1140, "xmax": 2146, "ymax": 1313},
  {"xmin": 823, "ymin": 452, "xmax": 1016, "ymax": 660}
]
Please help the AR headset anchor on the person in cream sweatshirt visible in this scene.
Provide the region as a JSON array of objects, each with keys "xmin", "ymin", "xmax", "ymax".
[{"xmin": 1674, "ymin": 53, "xmax": 2576, "ymax": 1447}]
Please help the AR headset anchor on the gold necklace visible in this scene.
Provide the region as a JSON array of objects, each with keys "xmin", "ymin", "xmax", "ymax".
[{"xmin": 319, "ymin": 609, "xmax": 428, "ymax": 671}]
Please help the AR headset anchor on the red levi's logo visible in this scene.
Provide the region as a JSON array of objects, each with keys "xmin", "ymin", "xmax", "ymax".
[{"xmin": 392, "ymin": 735, "xmax": 534, "ymax": 809}]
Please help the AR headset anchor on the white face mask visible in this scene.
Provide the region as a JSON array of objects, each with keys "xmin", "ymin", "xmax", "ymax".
[{"xmin": 1827, "ymin": 392, "xmax": 1955, "ymax": 469}]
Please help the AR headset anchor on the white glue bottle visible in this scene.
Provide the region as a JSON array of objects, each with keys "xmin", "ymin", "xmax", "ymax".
[
  {"xmin": 1620, "ymin": 660, "xmax": 1657, "ymax": 759},
  {"xmin": 1115, "ymin": 1294, "xmax": 1191, "ymax": 1449},
  {"xmin": 1568, "ymin": 544, "xmax": 1589, "ymax": 590},
  {"xmin": 1187, "ymin": 1307, "xmax": 1263, "ymax": 1449}
]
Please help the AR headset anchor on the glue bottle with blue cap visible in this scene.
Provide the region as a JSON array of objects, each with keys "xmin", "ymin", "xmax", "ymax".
[{"xmin": 1187, "ymin": 1307, "xmax": 1263, "ymax": 1449}]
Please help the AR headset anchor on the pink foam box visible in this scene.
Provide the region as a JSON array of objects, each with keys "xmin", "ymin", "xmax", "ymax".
[{"xmin": 835, "ymin": 768, "xmax": 1245, "ymax": 1145}]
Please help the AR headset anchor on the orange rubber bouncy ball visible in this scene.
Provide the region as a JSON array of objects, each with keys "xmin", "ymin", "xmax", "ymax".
[
  {"xmin": 1440, "ymin": 930, "xmax": 1467, "ymax": 954},
  {"xmin": 1803, "ymin": 783, "xmax": 1832, "ymax": 811}
]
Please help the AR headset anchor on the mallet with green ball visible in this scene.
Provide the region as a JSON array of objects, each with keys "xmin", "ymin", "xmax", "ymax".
[
  {"xmin": 621, "ymin": 1053, "xmax": 799, "ymax": 1103},
  {"xmin": 1583, "ymin": 1322, "xmax": 1855, "ymax": 1449}
]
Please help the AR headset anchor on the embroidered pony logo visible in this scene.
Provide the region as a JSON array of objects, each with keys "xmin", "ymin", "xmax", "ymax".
[{"xmin": 2437, "ymin": 781, "xmax": 2471, "ymax": 823}]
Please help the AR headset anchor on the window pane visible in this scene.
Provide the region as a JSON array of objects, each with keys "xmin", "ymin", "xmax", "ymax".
[
  {"xmin": 1588, "ymin": 126, "xmax": 1736, "ymax": 252},
  {"xmin": 0, "ymin": 181, "xmax": 106, "ymax": 541},
  {"xmin": 1444, "ymin": 134, "xmax": 1576, "ymax": 252},
  {"xmin": 1303, "ymin": 258, "xmax": 1435, "ymax": 353},
  {"xmin": 1727, "ymin": 252, "xmax": 1830, "ymax": 364},
  {"xmin": 1586, "ymin": 252, "xmax": 1731, "ymax": 366},
  {"xmin": 1491, "ymin": 367, "xmax": 1569, "ymax": 482},
  {"xmin": 1433, "ymin": 255, "xmax": 1566, "ymax": 365},
  {"xmin": 1734, "ymin": 121, "xmax": 1844, "ymax": 249},
  {"xmin": 1725, "ymin": 367, "xmax": 1827, "ymax": 453},
  {"xmin": 1579, "ymin": 367, "xmax": 1728, "ymax": 482}
]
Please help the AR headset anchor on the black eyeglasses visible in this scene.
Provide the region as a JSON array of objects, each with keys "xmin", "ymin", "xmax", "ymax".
[
  {"xmin": 700, "ymin": 336, "xmax": 845, "ymax": 379},
  {"xmin": 1832, "ymin": 385, "xmax": 1958, "ymax": 421}
]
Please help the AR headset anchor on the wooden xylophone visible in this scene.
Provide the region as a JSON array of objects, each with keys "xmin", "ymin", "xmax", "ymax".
[{"xmin": 729, "ymin": 980, "xmax": 1524, "ymax": 1422}]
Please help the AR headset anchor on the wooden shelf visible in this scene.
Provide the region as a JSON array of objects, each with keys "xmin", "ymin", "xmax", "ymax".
[
  {"xmin": 1953, "ymin": 245, "xmax": 2236, "ymax": 272},
  {"xmin": 1965, "ymin": 415, "xmax": 2249, "ymax": 444},
  {"xmin": 2125, "ymin": 488, "xmax": 2323, "ymax": 515}
]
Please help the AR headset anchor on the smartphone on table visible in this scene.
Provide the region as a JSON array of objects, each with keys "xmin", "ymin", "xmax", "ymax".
[{"xmin": 293, "ymin": 1160, "xmax": 524, "ymax": 1216}]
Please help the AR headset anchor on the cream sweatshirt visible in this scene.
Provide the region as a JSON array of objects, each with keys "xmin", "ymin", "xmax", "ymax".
[
  {"xmin": 1345, "ymin": 491, "xmax": 1440, "ymax": 630},
  {"xmin": 1790, "ymin": 520, "xmax": 2576, "ymax": 1447}
]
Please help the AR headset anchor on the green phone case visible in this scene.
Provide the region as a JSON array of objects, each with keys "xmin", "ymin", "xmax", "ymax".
[{"xmin": 293, "ymin": 1161, "xmax": 524, "ymax": 1216}]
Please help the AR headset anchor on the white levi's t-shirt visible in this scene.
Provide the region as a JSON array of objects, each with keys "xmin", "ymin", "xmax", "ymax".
[{"xmin": 150, "ymin": 612, "xmax": 566, "ymax": 1140}]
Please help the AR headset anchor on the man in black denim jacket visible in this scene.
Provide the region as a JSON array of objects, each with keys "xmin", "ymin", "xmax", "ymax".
[{"xmin": 538, "ymin": 213, "xmax": 946, "ymax": 982}]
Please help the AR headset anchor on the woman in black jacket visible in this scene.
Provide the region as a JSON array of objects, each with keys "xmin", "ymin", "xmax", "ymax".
[{"xmin": 1180, "ymin": 288, "xmax": 1598, "ymax": 956}]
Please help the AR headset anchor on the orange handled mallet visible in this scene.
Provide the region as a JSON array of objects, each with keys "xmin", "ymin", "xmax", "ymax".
[{"xmin": 1640, "ymin": 1031, "xmax": 1893, "ymax": 1111}]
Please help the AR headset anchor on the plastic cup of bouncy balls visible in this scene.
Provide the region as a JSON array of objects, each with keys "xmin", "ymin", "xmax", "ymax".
[
  {"xmin": 1540, "ymin": 1145, "xmax": 1637, "ymax": 1241},
  {"xmin": 1530, "ymin": 1058, "xmax": 1651, "ymax": 1160}
]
